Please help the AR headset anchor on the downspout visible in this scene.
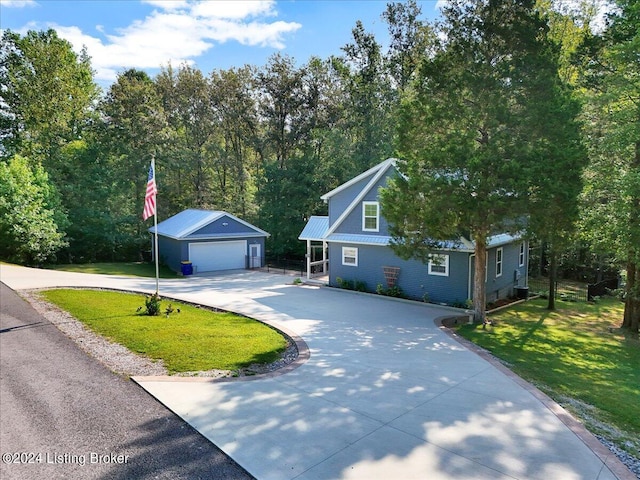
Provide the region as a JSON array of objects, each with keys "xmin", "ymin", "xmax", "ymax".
[
  {"xmin": 468, "ymin": 253, "xmax": 475, "ymax": 301},
  {"xmin": 525, "ymin": 240, "xmax": 530, "ymax": 288},
  {"xmin": 323, "ymin": 240, "xmax": 327, "ymax": 276}
]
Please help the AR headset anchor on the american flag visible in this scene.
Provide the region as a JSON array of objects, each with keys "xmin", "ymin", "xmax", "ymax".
[{"xmin": 142, "ymin": 159, "xmax": 157, "ymax": 221}]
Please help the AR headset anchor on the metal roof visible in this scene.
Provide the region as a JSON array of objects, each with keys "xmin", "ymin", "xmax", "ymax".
[
  {"xmin": 298, "ymin": 216, "xmax": 329, "ymax": 241},
  {"xmin": 326, "ymin": 233, "xmax": 391, "ymax": 246},
  {"xmin": 487, "ymin": 233, "xmax": 522, "ymax": 248},
  {"xmin": 149, "ymin": 209, "xmax": 269, "ymax": 239}
]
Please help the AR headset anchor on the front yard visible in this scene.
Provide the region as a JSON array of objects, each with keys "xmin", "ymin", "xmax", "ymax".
[
  {"xmin": 456, "ymin": 297, "xmax": 640, "ymax": 460},
  {"xmin": 41, "ymin": 289, "xmax": 288, "ymax": 374}
]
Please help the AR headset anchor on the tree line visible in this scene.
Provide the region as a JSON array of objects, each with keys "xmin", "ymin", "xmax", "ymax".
[{"xmin": 0, "ymin": 0, "xmax": 638, "ymax": 331}]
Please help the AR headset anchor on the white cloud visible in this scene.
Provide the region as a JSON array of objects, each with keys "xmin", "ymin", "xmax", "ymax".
[
  {"xmin": 0, "ymin": 0, "xmax": 37, "ymax": 7},
  {"xmin": 191, "ymin": 0, "xmax": 277, "ymax": 20},
  {"xmin": 42, "ymin": 0, "xmax": 301, "ymax": 83},
  {"xmin": 142, "ymin": 0, "xmax": 189, "ymax": 11}
]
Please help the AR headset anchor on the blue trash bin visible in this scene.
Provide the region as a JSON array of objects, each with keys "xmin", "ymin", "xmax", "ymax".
[{"xmin": 181, "ymin": 261, "xmax": 193, "ymax": 276}]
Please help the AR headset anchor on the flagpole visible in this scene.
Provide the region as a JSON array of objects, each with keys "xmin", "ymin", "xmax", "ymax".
[
  {"xmin": 152, "ymin": 156, "xmax": 159, "ymax": 295},
  {"xmin": 153, "ymin": 204, "xmax": 159, "ymax": 295}
]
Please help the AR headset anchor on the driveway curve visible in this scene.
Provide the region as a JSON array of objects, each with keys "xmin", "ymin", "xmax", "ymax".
[{"xmin": 0, "ymin": 264, "xmax": 633, "ymax": 480}]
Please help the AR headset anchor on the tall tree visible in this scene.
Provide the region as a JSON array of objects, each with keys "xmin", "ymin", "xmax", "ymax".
[
  {"xmin": 99, "ymin": 69, "xmax": 167, "ymax": 257},
  {"xmin": 381, "ymin": 0, "xmax": 584, "ymax": 322},
  {"xmin": 527, "ymin": 83, "xmax": 586, "ymax": 310},
  {"xmin": 339, "ymin": 21, "xmax": 395, "ymax": 172},
  {"xmin": 209, "ymin": 66, "xmax": 259, "ymax": 217},
  {"xmin": 382, "ymin": 0, "xmax": 435, "ymax": 92},
  {"xmin": 255, "ymin": 54, "xmax": 310, "ymax": 170},
  {"xmin": 53, "ymin": 139, "xmax": 119, "ymax": 262},
  {"xmin": 0, "ymin": 29, "xmax": 98, "ymax": 164},
  {"xmin": 171, "ymin": 65, "xmax": 216, "ymax": 208},
  {"xmin": 577, "ymin": 0, "xmax": 640, "ymax": 332},
  {"xmin": 0, "ymin": 155, "xmax": 67, "ymax": 264},
  {"xmin": 536, "ymin": 0, "xmax": 602, "ymax": 84},
  {"xmin": 255, "ymin": 54, "xmax": 319, "ymax": 254}
]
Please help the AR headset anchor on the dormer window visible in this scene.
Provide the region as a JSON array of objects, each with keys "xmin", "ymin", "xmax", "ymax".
[{"xmin": 362, "ymin": 202, "xmax": 379, "ymax": 232}]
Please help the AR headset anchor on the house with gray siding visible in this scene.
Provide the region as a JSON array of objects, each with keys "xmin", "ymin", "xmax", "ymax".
[
  {"xmin": 299, "ymin": 159, "xmax": 528, "ymax": 306},
  {"xmin": 150, "ymin": 209, "xmax": 269, "ymax": 274}
]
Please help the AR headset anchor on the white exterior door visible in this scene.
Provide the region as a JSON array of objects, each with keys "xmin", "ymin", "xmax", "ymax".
[
  {"xmin": 189, "ymin": 241, "xmax": 246, "ymax": 272},
  {"xmin": 249, "ymin": 244, "xmax": 261, "ymax": 268}
]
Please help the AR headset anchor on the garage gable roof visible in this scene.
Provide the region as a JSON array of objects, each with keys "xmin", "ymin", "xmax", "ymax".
[{"xmin": 150, "ymin": 209, "xmax": 269, "ymax": 240}]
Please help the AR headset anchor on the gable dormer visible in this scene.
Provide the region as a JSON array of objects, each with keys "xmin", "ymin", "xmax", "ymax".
[{"xmin": 322, "ymin": 159, "xmax": 397, "ymax": 236}]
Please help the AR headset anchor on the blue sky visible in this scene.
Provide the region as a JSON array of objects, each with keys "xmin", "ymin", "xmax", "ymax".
[{"xmin": 0, "ymin": 0, "xmax": 443, "ymax": 89}]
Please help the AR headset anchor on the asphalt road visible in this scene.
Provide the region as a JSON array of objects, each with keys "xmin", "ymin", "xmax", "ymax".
[{"xmin": 0, "ymin": 283, "xmax": 253, "ymax": 480}]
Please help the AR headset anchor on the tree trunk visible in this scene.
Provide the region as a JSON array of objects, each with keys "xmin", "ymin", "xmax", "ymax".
[
  {"xmin": 547, "ymin": 245, "xmax": 557, "ymax": 310},
  {"xmin": 473, "ymin": 234, "xmax": 488, "ymax": 325},
  {"xmin": 622, "ymin": 140, "xmax": 640, "ymax": 333},
  {"xmin": 622, "ymin": 261, "xmax": 639, "ymax": 333}
]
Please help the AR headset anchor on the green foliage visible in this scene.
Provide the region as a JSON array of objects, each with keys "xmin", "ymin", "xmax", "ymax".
[
  {"xmin": 339, "ymin": 21, "xmax": 396, "ymax": 172},
  {"xmin": 0, "ymin": 155, "xmax": 68, "ymax": 263},
  {"xmin": 449, "ymin": 299, "xmax": 471, "ymax": 309},
  {"xmin": 258, "ymin": 156, "xmax": 324, "ymax": 257},
  {"xmin": 42, "ymin": 289, "xmax": 288, "ymax": 373},
  {"xmin": 164, "ymin": 303, "xmax": 176, "ymax": 317},
  {"xmin": 144, "ymin": 293, "xmax": 162, "ymax": 316},
  {"xmin": 99, "ymin": 69, "xmax": 168, "ymax": 257},
  {"xmin": 336, "ymin": 277, "xmax": 367, "ymax": 292},
  {"xmin": 376, "ymin": 283, "xmax": 404, "ymax": 298},
  {"xmin": 381, "ymin": 0, "xmax": 584, "ymax": 321},
  {"xmin": 576, "ymin": 0, "xmax": 640, "ymax": 332},
  {"xmin": 5, "ymin": 1, "xmax": 632, "ymax": 280},
  {"xmin": 353, "ymin": 280, "xmax": 367, "ymax": 292},
  {"xmin": 0, "ymin": 29, "xmax": 99, "ymax": 162}
]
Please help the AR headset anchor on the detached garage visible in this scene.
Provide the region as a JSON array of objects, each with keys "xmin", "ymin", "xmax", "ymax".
[{"xmin": 149, "ymin": 209, "xmax": 269, "ymax": 274}]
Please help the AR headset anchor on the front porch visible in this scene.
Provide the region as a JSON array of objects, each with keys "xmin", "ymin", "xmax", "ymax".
[{"xmin": 299, "ymin": 216, "xmax": 330, "ymax": 282}]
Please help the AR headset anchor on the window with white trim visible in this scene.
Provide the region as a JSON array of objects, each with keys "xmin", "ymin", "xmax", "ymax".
[
  {"xmin": 519, "ymin": 242, "xmax": 525, "ymax": 267},
  {"xmin": 496, "ymin": 247, "xmax": 503, "ymax": 277},
  {"xmin": 428, "ymin": 254, "xmax": 449, "ymax": 276},
  {"xmin": 362, "ymin": 201, "xmax": 379, "ymax": 232},
  {"xmin": 342, "ymin": 247, "xmax": 358, "ymax": 266}
]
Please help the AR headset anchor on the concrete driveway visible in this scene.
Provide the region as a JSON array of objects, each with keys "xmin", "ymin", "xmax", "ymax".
[{"xmin": 0, "ymin": 265, "xmax": 632, "ymax": 480}]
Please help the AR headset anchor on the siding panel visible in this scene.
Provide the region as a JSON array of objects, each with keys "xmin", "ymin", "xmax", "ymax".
[
  {"xmin": 329, "ymin": 243, "xmax": 470, "ymax": 305},
  {"xmin": 329, "ymin": 176, "xmax": 373, "ymax": 225}
]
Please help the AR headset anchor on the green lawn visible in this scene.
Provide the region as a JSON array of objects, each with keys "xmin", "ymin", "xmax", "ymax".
[
  {"xmin": 456, "ymin": 297, "xmax": 640, "ymax": 455},
  {"xmin": 41, "ymin": 289, "xmax": 288, "ymax": 373},
  {"xmin": 46, "ymin": 262, "xmax": 179, "ymax": 278}
]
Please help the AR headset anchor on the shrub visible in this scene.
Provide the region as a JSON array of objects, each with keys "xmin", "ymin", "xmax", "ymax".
[
  {"xmin": 336, "ymin": 277, "xmax": 367, "ymax": 292},
  {"xmin": 144, "ymin": 293, "xmax": 161, "ymax": 316},
  {"xmin": 354, "ymin": 280, "xmax": 367, "ymax": 292},
  {"xmin": 377, "ymin": 284, "xmax": 404, "ymax": 298}
]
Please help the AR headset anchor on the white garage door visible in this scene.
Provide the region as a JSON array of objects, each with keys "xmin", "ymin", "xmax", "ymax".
[{"xmin": 189, "ymin": 241, "xmax": 247, "ymax": 272}]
